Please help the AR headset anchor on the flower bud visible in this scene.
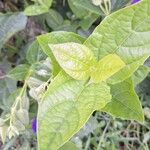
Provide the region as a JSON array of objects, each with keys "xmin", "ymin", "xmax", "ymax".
[
  {"xmin": 21, "ymin": 93, "xmax": 29, "ymax": 110},
  {"xmin": 13, "ymin": 120, "xmax": 25, "ymax": 131},
  {"xmin": 27, "ymin": 77, "xmax": 44, "ymax": 89},
  {"xmin": 16, "ymin": 109, "xmax": 29, "ymax": 125},
  {"xmin": 8, "ymin": 126, "xmax": 19, "ymax": 139},
  {"xmin": 29, "ymin": 88, "xmax": 39, "ymax": 101},
  {"xmin": 0, "ymin": 118, "xmax": 5, "ymax": 127},
  {"xmin": 35, "ymin": 83, "xmax": 47, "ymax": 94},
  {"xmin": 144, "ymin": 107, "xmax": 150, "ymax": 119},
  {"xmin": 0, "ymin": 126, "xmax": 8, "ymax": 143}
]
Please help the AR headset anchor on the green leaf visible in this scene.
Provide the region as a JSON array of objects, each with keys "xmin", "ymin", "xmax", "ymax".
[
  {"xmin": 24, "ymin": 5, "xmax": 49, "ymax": 16},
  {"xmin": 68, "ymin": 0, "xmax": 89, "ymax": 19},
  {"xmin": 72, "ymin": 0, "xmax": 102, "ymax": 15},
  {"xmin": 26, "ymin": 40, "xmax": 46, "ymax": 64},
  {"xmin": 84, "ymin": 0, "xmax": 150, "ymax": 84},
  {"xmin": 68, "ymin": 0, "xmax": 99, "ymax": 30},
  {"xmin": 132, "ymin": 65, "xmax": 150, "ymax": 85},
  {"xmin": 24, "ymin": 0, "xmax": 53, "ymax": 16},
  {"xmin": 59, "ymin": 141, "xmax": 79, "ymax": 150},
  {"xmin": 0, "ymin": 13, "xmax": 27, "ymax": 50},
  {"xmin": 55, "ymin": 20, "xmax": 79, "ymax": 32},
  {"xmin": 49, "ymin": 42, "xmax": 96, "ymax": 81},
  {"xmin": 0, "ymin": 60, "xmax": 17, "ymax": 105},
  {"xmin": 91, "ymin": 54, "xmax": 125, "ymax": 83},
  {"xmin": 37, "ymin": 31, "xmax": 86, "ymax": 77},
  {"xmin": 111, "ymin": 0, "xmax": 131, "ymax": 12},
  {"xmin": 102, "ymin": 78, "xmax": 144, "ymax": 122},
  {"xmin": 38, "ymin": 71, "xmax": 111, "ymax": 150},
  {"xmin": 38, "ymin": 0, "xmax": 53, "ymax": 7},
  {"xmin": 45, "ymin": 9, "xmax": 64, "ymax": 30},
  {"xmin": 8, "ymin": 64, "xmax": 30, "ymax": 81},
  {"xmin": 79, "ymin": 13, "xmax": 99, "ymax": 30},
  {"xmin": 68, "ymin": 0, "xmax": 130, "ymax": 29},
  {"xmin": 50, "ymin": 42, "xmax": 125, "ymax": 82},
  {"xmin": 107, "ymin": 55, "xmax": 149, "ymax": 84}
]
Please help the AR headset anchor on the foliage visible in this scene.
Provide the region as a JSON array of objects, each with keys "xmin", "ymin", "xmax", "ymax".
[
  {"xmin": 24, "ymin": 0, "xmax": 53, "ymax": 16},
  {"xmin": 0, "ymin": 0, "xmax": 150, "ymax": 150},
  {"xmin": 0, "ymin": 13, "xmax": 27, "ymax": 50}
]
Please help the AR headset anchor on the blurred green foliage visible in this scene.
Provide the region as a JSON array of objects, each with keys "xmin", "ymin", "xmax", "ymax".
[{"xmin": 0, "ymin": 0, "xmax": 149, "ymax": 150}]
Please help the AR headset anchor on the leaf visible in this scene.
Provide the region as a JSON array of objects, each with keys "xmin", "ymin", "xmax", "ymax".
[
  {"xmin": 49, "ymin": 42, "xmax": 96, "ymax": 81},
  {"xmin": 111, "ymin": 0, "xmax": 131, "ymax": 12},
  {"xmin": 59, "ymin": 141, "xmax": 79, "ymax": 150},
  {"xmin": 24, "ymin": 0, "xmax": 53, "ymax": 16},
  {"xmin": 0, "ymin": 83, "xmax": 17, "ymax": 111},
  {"xmin": 50, "ymin": 42, "xmax": 125, "ymax": 82},
  {"xmin": 38, "ymin": 71, "xmax": 111, "ymax": 150},
  {"xmin": 16, "ymin": 109, "xmax": 29, "ymax": 125},
  {"xmin": 68, "ymin": 0, "xmax": 130, "ymax": 30},
  {"xmin": 91, "ymin": 54, "xmax": 125, "ymax": 83},
  {"xmin": 102, "ymin": 78, "xmax": 144, "ymax": 122},
  {"xmin": 84, "ymin": 0, "xmax": 150, "ymax": 84},
  {"xmin": 0, "ymin": 126, "xmax": 8, "ymax": 143},
  {"xmin": 107, "ymin": 55, "xmax": 149, "ymax": 84},
  {"xmin": 26, "ymin": 40, "xmax": 46, "ymax": 64},
  {"xmin": 68, "ymin": 0, "xmax": 90, "ymax": 19},
  {"xmin": 68, "ymin": 0, "xmax": 99, "ymax": 29},
  {"xmin": 132, "ymin": 65, "xmax": 150, "ymax": 85},
  {"xmin": 0, "ymin": 13, "xmax": 27, "ymax": 50},
  {"xmin": 37, "ymin": 31, "xmax": 86, "ymax": 77},
  {"xmin": 8, "ymin": 64, "xmax": 30, "ymax": 81},
  {"xmin": 137, "ymin": 75, "xmax": 150, "ymax": 95},
  {"xmin": 79, "ymin": 13, "xmax": 99, "ymax": 30},
  {"xmin": 0, "ymin": 60, "xmax": 17, "ymax": 106},
  {"xmin": 55, "ymin": 20, "xmax": 79, "ymax": 32},
  {"xmin": 24, "ymin": 5, "xmax": 49, "ymax": 16},
  {"xmin": 71, "ymin": 0, "xmax": 102, "ymax": 15},
  {"xmin": 38, "ymin": 0, "xmax": 53, "ymax": 7},
  {"xmin": 45, "ymin": 9, "xmax": 64, "ymax": 30}
]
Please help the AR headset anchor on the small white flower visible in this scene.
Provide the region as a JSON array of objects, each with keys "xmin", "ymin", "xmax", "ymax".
[
  {"xmin": 8, "ymin": 126, "xmax": 19, "ymax": 139},
  {"xmin": 0, "ymin": 126, "xmax": 8, "ymax": 143},
  {"xmin": 0, "ymin": 118, "xmax": 5, "ymax": 127}
]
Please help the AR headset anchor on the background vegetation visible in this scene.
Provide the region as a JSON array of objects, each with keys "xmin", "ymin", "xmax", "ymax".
[{"xmin": 0, "ymin": 0, "xmax": 149, "ymax": 149}]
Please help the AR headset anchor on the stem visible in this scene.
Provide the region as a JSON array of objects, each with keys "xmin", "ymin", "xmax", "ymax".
[
  {"xmin": 10, "ymin": 70, "xmax": 32, "ymax": 125},
  {"xmin": 97, "ymin": 119, "xmax": 111, "ymax": 150},
  {"xmin": 108, "ymin": 0, "xmax": 111, "ymax": 13},
  {"xmin": 99, "ymin": 3, "xmax": 107, "ymax": 15},
  {"xmin": 84, "ymin": 135, "xmax": 91, "ymax": 150},
  {"xmin": 104, "ymin": 0, "xmax": 109, "ymax": 15},
  {"xmin": 99, "ymin": 0, "xmax": 111, "ymax": 16}
]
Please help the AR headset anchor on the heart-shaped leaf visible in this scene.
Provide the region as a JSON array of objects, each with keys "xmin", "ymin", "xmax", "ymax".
[
  {"xmin": 84, "ymin": 0, "xmax": 150, "ymax": 84},
  {"xmin": 37, "ymin": 31, "xmax": 85, "ymax": 77},
  {"xmin": 49, "ymin": 42, "xmax": 96, "ymax": 81},
  {"xmin": 38, "ymin": 71, "xmax": 111, "ymax": 150},
  {"xmin": 102, "ymin": 78, "xmax": 144, "ymax": 122},
  {"xmin": 50, "ymin": 43, "xmax": 125, "ymax": 82}
]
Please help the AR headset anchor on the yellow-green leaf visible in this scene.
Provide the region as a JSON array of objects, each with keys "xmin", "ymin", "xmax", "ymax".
[
  {"xmin": 91, "ymin": 54, "xmax": 125, "ymax": 83},
  {"xmin": 37, "ymin": 31, "xmax": 85, "ymax": 77},
  {"xmin": 38, "ymin": 71, "xmax": 111, "ymax": 150},
  {"xmin": 102, "ymin": 78, "xmax": 144, "ymax": 123},
  {"xmin": 59, "ymin": 141, "xmax": 79, "ymax": 150},
  {"xmin": 84, "ymin": 0, "xmax": 150, "ymax": 84},
  {"xmin": 49, "ymin": 42, "xmax": 96, "ymax": 81},
  {"xmin": 132, "ymin": 65, "xmax": 150, "ymax": 85}
]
